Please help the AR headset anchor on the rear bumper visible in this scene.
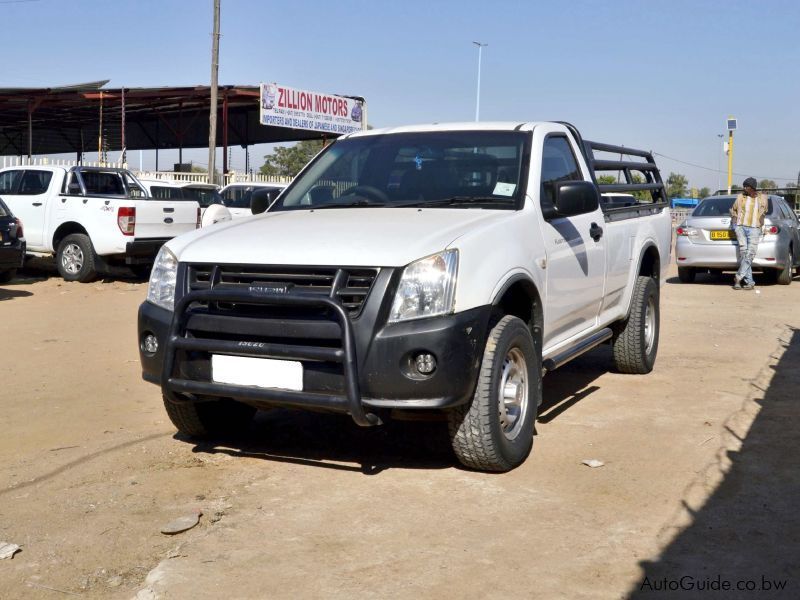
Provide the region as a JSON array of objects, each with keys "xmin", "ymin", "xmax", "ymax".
[
  {"xmin": 0, "ymin": 239, "xmax": 25, "ymax": 270},
  {"xmin": 675, "ymin": 238, "xmax": 785, "ymax": 269},
  {"xmin": 125, "ymin": 238, "xmax": 170, "ymax": 264},
  {"xmin": 138, "ymin": 289, "xmax": 491, "ymax": 424}
]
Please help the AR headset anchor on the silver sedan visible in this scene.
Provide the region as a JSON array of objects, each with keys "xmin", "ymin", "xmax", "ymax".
[{"xmin": 675, "ymin": 195, "xmax": 800, "ymax": 285}]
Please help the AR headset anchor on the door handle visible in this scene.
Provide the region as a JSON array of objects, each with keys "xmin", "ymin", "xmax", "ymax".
[
  {"xmin": 163, "ymin": 207, "xmax": 175, "ymax": 213},
  {"xmin": 32, "ymin": 202, "xmax": 43, "ymax": 206},
  {"xmin": 589, "ymin": 222, "xmax": 603, "ymax": 241}
]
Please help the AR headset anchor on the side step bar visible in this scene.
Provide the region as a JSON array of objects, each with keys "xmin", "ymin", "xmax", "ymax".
[{"xmin": 541, "ymin": 327, "xmax": 613, "ymax": 374}]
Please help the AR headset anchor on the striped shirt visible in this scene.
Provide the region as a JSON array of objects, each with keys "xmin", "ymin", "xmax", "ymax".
[{"xmin": 730, "ymin": 192, "xmax": 768, "ymax": 228}]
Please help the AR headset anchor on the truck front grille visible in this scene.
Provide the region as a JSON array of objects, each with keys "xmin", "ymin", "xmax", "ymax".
[{"xmin": 185, "ymin": 264, "xmax": 379, "ymax": 318}]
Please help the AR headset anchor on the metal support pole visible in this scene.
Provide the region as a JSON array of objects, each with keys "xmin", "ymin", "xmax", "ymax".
[
  {"xmin": 27, "ymin": 100, "xmax": 33, "ymax": 162},
  {"xmin": 98, "ymin": 91, "xmax": 104, "ymax": 163},
  {"xmin": 208, "ymin": 0, "xmax": 221, "ymax": 185},
  {"xmin": 222, "ymin": 93, "xmax": 229, "ymax": 177},
  {"xmin": 726, "ymin": 130, "xmax": 734, "ymax": 194},
  {"xmin": 121, "ymin": 87, "xmax": 126, "ymax": 166}
]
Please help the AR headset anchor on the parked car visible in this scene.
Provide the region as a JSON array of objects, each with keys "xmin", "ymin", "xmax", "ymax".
[
  {"xmin": 675, "ymin": 194, "xmax": 800, "ymax": 284},
  {"xmin": 138, "ymin": 121, "xmax": 672, "ymax": 472},
  {"xmin": 220, "ymin": 182, "xmax": 287, "ymax": 219},
  {"xmin": 0, "ymin": 166, "xmax": 200, "ymax": 282},
  {"xmin": 140, "ymin": 180, "xmax": 230, "ymax": 228},
  {"xmin": 0, "ymin": 197, "xmax": 25, "ymax": 283}
]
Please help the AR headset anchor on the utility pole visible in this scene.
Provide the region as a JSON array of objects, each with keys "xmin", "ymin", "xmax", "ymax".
[
  {"xmin": 208, "ymin": 0, "xmax": 221, "ymax": 185},
  {"xmin": 726, "ymin": 116, "xmax": 737, "ymax": 194},
  {"xmin": 472, "ymin": 41, "xmax": 487, "ymax": 122}
]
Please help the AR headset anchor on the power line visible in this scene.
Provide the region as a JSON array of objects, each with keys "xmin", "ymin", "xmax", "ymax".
[{"xmin": 652, "ymin": 151, "xmax": 795, "ymax": 183}]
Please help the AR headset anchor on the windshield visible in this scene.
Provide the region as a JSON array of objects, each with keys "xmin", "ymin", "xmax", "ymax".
[
  {"xmin": 270, "ymin": 131, "xmax": 529, "ymax": 211},
  {"xmin": 222, "ymin": 185, "xmax": 284, "ymax": 209},
  {"xmin": 693, "ymin": 196, "xmax": 774, "ymax": 217},
  {"xmin": 183, "ymin": 186, "xmax": 223, "ymax": 208}
]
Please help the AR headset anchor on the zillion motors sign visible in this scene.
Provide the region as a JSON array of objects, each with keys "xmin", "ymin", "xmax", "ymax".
[{"xmin": 260, "ymin": 83, "xmax": 366, "ymax": 135}]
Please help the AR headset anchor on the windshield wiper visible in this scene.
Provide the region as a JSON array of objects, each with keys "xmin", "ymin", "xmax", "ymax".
[
  {"xmin": 394, "ymin": 196, "xmax": 505, "ymax": 208},
  {"xmin": 311, "ymin": 199, "xmax": 386, "ymax": 209}
]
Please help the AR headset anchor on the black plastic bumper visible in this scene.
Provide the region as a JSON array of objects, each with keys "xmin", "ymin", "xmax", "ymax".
[
  {"xmin": 138, "ymin": 291, "xmax": 491, "ymax": 425},
  {"xmin": 125, "ymin": 238, "xmax": 170, "ymax": 264},
  {"xmin": 0, "ymin": 239, "xmax": 25, "ymax": 270}
]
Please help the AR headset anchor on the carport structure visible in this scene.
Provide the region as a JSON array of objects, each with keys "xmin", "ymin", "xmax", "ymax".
[{"xmin": 0, "ymin": 81, "xmax": 361, "ymax": 173}]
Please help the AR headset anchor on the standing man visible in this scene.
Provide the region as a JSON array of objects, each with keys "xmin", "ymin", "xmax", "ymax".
[{"xmin": 730, "ymin": 177, "xmax": 768, "ymax": 290}]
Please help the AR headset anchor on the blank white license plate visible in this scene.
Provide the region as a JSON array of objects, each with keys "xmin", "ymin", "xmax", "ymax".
[{"xmin": 211, "ymin": 355, "xmax": 303, "ymax": 391}]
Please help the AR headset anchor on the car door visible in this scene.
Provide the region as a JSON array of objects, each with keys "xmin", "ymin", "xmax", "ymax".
[
  {"xmin": 536, "ymin": 128, "xmax": 606, "ymax": 348},
  {"xmin": 0, "ymin": 169, "xmax": 53, "ymax": 248}
]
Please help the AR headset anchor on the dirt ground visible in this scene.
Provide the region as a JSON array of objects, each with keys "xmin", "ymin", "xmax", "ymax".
[{"xmin": 1, "ymin": 262, "xmax": 798, "ymax": 599}]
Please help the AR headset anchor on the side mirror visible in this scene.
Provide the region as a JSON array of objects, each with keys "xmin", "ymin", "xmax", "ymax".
[
  {"xmin": 548, "ymin": 180, "xmax": 599, "ymax": 218},
  {"xmin": 250, "ymin": 189, "xmax": 278, "ymax": 215}
]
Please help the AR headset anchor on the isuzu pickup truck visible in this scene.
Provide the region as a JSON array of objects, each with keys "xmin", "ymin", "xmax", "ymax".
[
  {"xmin": 0, "ymin": 166, "xmax": 200, "ymax": 281},
  {"xmin": 138, "ymin": 121, "xmax": 671, "ymax": 471}
]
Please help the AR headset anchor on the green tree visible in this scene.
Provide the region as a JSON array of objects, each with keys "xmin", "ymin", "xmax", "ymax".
[
  {"xmin": 597, "ymin": 175, "xmax": 616, "ymax": 184},
  {"xmin": 666, "ymin": 172, "xmax": 688, "ymax": 199},
  {"xmin": 698, "ymin": 187, "xmax": 711, "ymax": 199},
  {"xmin": 260, "ymin": 139, "xmax": 325, "ymax": 178},
  {"xmin": 758, "ymin": 179, "xmax": 777, "ymax": 190}
]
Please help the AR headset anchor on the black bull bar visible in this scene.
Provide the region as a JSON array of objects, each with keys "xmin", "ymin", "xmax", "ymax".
[{"xmin": 161, "ymin": 288, "xmax": 382, "ymax": 426}]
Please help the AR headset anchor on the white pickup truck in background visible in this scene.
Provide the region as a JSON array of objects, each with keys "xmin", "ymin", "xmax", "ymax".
[
  {"xmin": 138, "ymin": 121, "xmax": 672, "ymax": 472},
  {"xmin": 0, "ymin": 166, "xmax": 200, "ymax": 281}
]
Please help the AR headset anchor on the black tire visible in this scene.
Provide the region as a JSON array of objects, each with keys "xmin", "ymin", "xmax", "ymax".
[
  {"xmin": 612, "ymin": 276, "xmax": 659, "ymax": 374},
  {"xmin": 0, "ymin": 269, "xmax": 17, "ymax": 284},
  {"xmin": 162, "ymin": 394, "xmax": 257, "ymax": 438},
  {"xmin": 777, "ymin": 248, "xmax": 793, "ymax": 285},
  {"xmin": 56, "ymin": 233, "xmax": 98, "ymax": 282},
  {"xmin": 677, "ymin": 267, "xmax": 695, "ymax": 283},
  {"xmin": 448, "ymin": 315, "xmax": 541, "ymax": 472}
]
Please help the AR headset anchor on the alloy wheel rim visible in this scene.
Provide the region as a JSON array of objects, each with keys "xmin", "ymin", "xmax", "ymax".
[
  {"xmin": 644, "ymin": 297, "xmax": 656, "ymax": 355},
  {"xmin": 498, "ymin": 347, "xmax": 529, "ymax": 440},
  {"xmin": 62, "ymin": 243, "xmax": 84, "ymax": 274}
]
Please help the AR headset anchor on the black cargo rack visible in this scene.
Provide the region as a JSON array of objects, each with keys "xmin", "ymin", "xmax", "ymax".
[{"xmin": 557, "ymin": 122, "xmax": 668, "ymax": 216}]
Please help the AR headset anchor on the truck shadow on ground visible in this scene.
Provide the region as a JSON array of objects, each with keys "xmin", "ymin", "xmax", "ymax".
[
  {"xmin": 0, "ymin": 287, "xmax": 33, "ymax": 301},
  {"xmin": 627, "ymin": 327, "xmax": 800, "ymax": 598},
  {"xmin": 20, "ymin": 257, "xmax": 144, "ymax": 284},
  {"xmin": 187, "ymin": 350, "xmax": 610, "ymax": 474}
]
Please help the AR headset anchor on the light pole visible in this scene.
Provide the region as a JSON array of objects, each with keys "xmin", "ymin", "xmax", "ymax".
[
  {"xmin": 472, "ymin": 41, "xmax": 488, "ymax": 122},
  {"xmin": 716, "ymin": 133, "xmax": 724, "ymax": 193}
]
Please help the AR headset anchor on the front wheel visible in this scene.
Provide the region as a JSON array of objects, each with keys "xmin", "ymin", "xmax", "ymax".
[
  {"xmin": 163, "ymin": 395, "xmax": 257, "ymax": 438},
  {"xmin": 612, "ymin": 275, "xmax": 659, "ymax": 374},
  {"xmin": 448, "ymin": 315, "xmax": 541, "ymax": 472},
  {"xmin": 56, "ymin": 233, "xmax": 98, "ymax": 282}
]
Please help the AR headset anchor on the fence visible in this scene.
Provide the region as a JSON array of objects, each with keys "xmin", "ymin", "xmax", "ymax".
[{"xmin": 0, "ymin": 156, "xmax": 293, "ymax": 187}]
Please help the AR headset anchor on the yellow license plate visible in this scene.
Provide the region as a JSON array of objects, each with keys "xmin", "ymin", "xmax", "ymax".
[{"xmin": 710, "ymin": 230, "xmax": 733, "ymax": 240}]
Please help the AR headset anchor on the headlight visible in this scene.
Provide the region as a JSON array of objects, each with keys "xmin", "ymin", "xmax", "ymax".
[
  {"xmin": 146, "ymin": 246, "xmax": 178, "ymax": 311},
  {"xmin": 389, "ymin": 250, "xmax": 458, "ymax": 323}
]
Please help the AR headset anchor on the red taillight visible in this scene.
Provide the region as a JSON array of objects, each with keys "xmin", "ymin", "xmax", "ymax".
[
  {"xmin": 767, "ymin": 225, "xmax": 779, "ymax": 235},
  {"xmin": 196, "ymin": 207, "xmax": 201, "ymax": 229},
  {"xmin": 676, "ymin": 227, "xmax": 687, "ymax": 236},
  {"xmin": 118, "ymin": 207, "xmax": 136, "ymax": 236},
  {"xmin": 14, "ymin": 217, "xmax": 23, "ymax": 239}
]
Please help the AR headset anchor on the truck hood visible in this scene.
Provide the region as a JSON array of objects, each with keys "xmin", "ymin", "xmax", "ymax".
[{"xmin": 170, "ymin": 207, "xmax": 514, "ymax": 267}]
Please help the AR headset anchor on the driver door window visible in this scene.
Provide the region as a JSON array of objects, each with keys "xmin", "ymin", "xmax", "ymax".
[{"xmin": 541, "ymin": 136, "xmax": 582, "ymax": 210}]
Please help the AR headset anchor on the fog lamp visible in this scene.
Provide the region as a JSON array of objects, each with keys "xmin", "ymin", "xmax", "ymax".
[
  {"xmin": 142, "ymin": 333, "xmax": 159, "ymax": 354},
  {"xmin": 415, "ymin": 352, "xmax": 437, "ymax": 375}
]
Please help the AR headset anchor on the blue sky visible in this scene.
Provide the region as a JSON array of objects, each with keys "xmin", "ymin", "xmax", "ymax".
[{"xmin": 2, "ymin": 0, "xmax": 799, "ymax": 190}]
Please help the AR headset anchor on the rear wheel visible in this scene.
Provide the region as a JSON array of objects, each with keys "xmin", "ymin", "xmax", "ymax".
[
  {"xmin": 612, "ymin": 276, "xmax": 659, "ymax": 374},
  {"xmin": 448, "ymin": 315, "xmax": 540, "ymax": 472},
  {"xmin": 0, "ymin": 269, "xmax": 17, "ymax": 284},
  {"xmin": 56, "ymin": 233, "xmax": 98, "ymax": 282},
  {"xmin": 777, "ymin": 248, "xmax": 793, "ymax": 285},
  {"xmin": 677, "ymin": 267, "xmax": 695, "ymax": 283},
  {"xmin": 163, "ymin": 395, "xmax": 257, "ymax": 438}
]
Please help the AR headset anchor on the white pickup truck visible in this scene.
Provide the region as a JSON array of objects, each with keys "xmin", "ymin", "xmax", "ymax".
[
  {"xmin": 0, "ymin": 166, "xmax": 200, "ymax": 281},
  {"xmin": 137, "ymin": 121, "xmax": 672, "ymax": 472}
]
